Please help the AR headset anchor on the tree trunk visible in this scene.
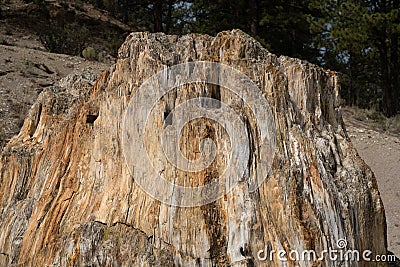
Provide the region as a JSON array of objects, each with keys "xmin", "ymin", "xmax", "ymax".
[
  {"xmin": 390, "ymin": 0, "xmax": 399, "ymax": 115},
  {"xmin": 165, "ymin": 0, "xmax": 173, "ymax": 34},
  {"xmin": 379, "ymin": 28, "xmax": 394, "ymax": 116},
  {"xmin": 249, "ymin": 0, "xmax": 258, "ymax": 36},
  {"xmin": 153, "ymin": 0, "xmax": 163, "ymax": 32}
]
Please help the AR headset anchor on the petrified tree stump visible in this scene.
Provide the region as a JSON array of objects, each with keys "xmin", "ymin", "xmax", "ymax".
[{"xmin": 0, "ymin": 30, "xmax": 387, "ymax": 266}]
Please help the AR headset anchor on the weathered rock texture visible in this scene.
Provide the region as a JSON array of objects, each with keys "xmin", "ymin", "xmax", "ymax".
[{"xmin": 0, "ymin": 30, "xmax": 387, "ymax": 266}]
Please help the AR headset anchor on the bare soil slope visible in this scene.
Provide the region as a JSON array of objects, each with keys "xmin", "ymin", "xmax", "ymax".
[
  {"xmin": 0, "ymin": 0, "xmax": 117, "ymax": 149},
  {"xmin": 343, "ymin": 107, "xmax": 400, "ymax": 259},
  {"xmin": 0, "ymin": 44, "xmax": 109, "ymax": 149}
]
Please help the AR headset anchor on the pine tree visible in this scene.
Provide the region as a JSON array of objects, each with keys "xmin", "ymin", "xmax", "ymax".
[{"xmin": 310, "ymin": 0, "xmax": 399, "ymax": 115}]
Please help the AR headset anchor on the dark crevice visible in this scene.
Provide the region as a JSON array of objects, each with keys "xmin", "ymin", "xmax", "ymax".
[
  {"xmin": 0, "ymin": 252, "xmax": 9, "ymax": 261},
  {"xmin": 93, "ymin": 220, "xmax": 107, "ymax": 226},
  {"xmin": 192, "ymin": 38, "xmax": 198, "ymax": 60},
  {"xmin": 244, "ymin": 115, "xmax": 257, "ymax": 181},
  {"xmin": 202, "ymin": 84, "xmax": 221, "ymax": 109},
  {"xmin": 86, "ymin": 114, "xmax": 98, "ymax": 124},
  {"xmin": 239, "ymin": 246, "xmax": 246, "ymax": 256},
  {"xmin": 33, "ymin": 63, "xmax": 55, "ymax": 74},
  {"xmin": 164, "ymin": 105, "xmax": 173, "ymax": 127},
  {"xmin": 210, "ymin": 84, "xmax": 221, "ymax": 105},
  {"xmin": 13, "ymin": 156, "xmax": 32, "ymax": 201},
  {"xmin": 0, "ymin": 70, "xmax": 13, "ymax": 76},
  {"xmin": 239, "ymin": 244, "xmax": 255, "ymax": 267}
]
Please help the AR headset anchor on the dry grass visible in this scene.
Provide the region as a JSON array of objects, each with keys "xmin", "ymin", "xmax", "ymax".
[
  {"xmin": 393, "ymin": 114, "xmax": 400, "ymax": 132},
  {"xmin": 342, "ymin": 106, "xmax": 400, "ymax": 135},
  {"xmin": 362, "ymin": 109, "xmax": 400, "ymax": 134}
]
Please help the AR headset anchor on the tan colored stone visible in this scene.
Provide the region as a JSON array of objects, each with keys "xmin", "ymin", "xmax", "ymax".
[{"xmin": 0, "ymin": 30, "xmax": 387, "ymax": 266}]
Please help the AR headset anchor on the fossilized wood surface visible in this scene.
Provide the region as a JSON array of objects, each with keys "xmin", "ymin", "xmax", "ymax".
[{"xmin": 0, "ymin": 30, "xmax": 387, "ymax": 266}]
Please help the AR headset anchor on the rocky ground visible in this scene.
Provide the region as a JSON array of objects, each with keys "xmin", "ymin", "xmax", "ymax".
[
  {"xmin": 0, "ymin": 0, "xmax": 117, "ymax": 149},
  {"xmin": 343, "ymin": 107, "xmax": 400, "ymax": 261},
  {"xmin": 0, "ymin": 44, "xmax": 109, "ymax": 149}
]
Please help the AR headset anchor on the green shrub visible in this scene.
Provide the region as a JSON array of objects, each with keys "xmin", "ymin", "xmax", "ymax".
[
  {"xmin": 367, "ymin": 110, "xmax": 386, "ymax": 122},
  {"xmin": 82, "ymin": 46, "xmax": 97, "ymax": 60},
  {"xmin": 40, "ymin": 22, "xmax": 89, "ymax": 56}
]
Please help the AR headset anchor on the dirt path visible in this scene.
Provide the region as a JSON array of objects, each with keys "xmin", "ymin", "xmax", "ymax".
[{"xmin": 343, "ymin": 107, "xmax": 400, "ymax": 259}]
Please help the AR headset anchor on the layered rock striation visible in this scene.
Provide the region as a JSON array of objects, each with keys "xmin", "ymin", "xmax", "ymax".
[{"xmin": 0, "ymin": 30, "xmax": 387, "ymax": 266}]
